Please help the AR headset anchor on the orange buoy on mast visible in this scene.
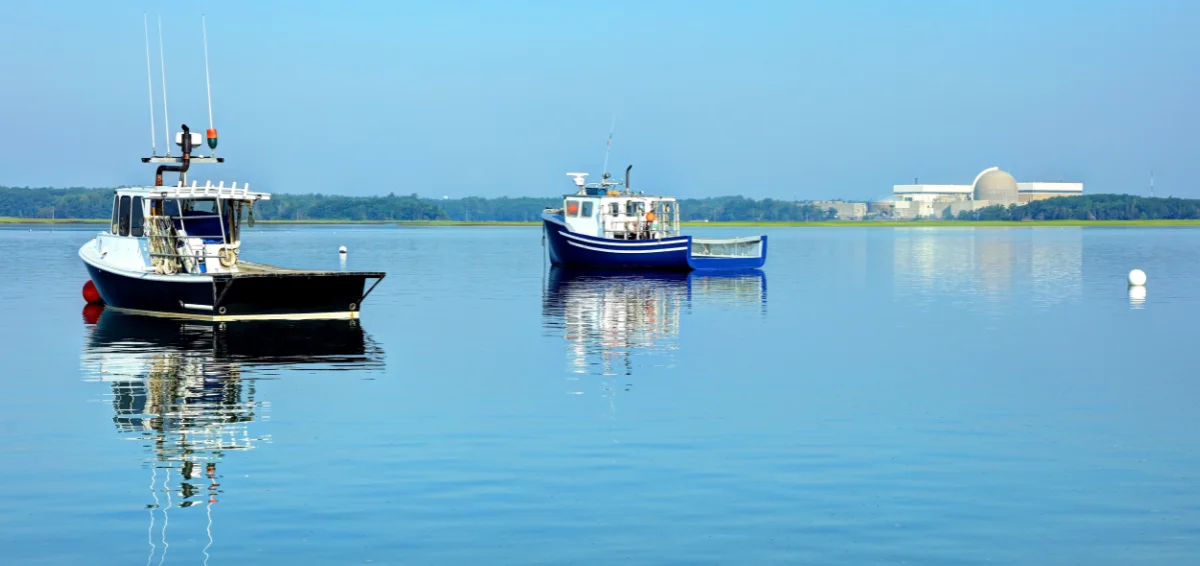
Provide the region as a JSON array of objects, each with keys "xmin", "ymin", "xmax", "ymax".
[{"xmin": 203, "ymin": 15, "xmax": 217, "ymax": 152}]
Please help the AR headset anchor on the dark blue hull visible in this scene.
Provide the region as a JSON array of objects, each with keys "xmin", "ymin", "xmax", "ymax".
[
  {"xmin": 542, "ymin": 213, "xmax": 766, "ymax": 271},
  {"xmin": 83, "ymin": 261, "xmax": 384, "ymax": 320}
]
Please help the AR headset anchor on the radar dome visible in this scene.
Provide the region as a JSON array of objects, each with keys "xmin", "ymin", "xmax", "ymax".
[{"xmin": 972, "ymin": 167, "xmax": 1019, "ymax": 205}]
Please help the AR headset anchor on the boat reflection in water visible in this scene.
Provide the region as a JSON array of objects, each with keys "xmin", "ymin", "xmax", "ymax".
[
  {"xmin": 542, "ymin": 267, "xmax": 766, "ymax": 377},
  {"xmin": 79, "ymin": 308, "xmax": 383, "ymax": 563}
]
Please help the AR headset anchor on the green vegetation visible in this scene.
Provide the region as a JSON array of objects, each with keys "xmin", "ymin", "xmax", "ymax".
[
  {"xmin": 429, "ymin": 195, "xmax": 836, "ymax": 222},
  {"xmin": 958, "ymin": 194, "xmax": 1200, "ymax": 221},
  {"xmin": 3, "ymin": 186, "xmax": 1199, "ymax": 226},
  {"xmin": 680, "ymin": 219, "xmax": 1200, "ymax": 228}
]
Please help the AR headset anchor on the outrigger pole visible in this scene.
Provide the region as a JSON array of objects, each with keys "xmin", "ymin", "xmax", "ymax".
[
  {"xmin": 143, "ymin": 13, "xmax": 157, "ymax": 156},
  {"xmin": 202, "ymin": 15, "xmax": 218, "ymax": 153}
]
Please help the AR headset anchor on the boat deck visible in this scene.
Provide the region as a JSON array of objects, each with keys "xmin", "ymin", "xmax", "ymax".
[{"xmin": 230, "ymin": 261, "xmax": 384, "ymax": 278}]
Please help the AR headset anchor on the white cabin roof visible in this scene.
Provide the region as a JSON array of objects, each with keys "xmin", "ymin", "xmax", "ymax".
[
  {"xmin": 563, "ymin": 192, "xmax": 676, "ymax": 202},
  {"xmin": 116, "ymin": 182, "xmax": 270, "ymax": 201}
]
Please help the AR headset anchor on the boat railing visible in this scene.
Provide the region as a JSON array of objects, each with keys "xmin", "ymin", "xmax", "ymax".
[
  {"xmin": 152, "ymin": 181, "xmax": 271, "ymax": 201},
  {"xmin": 144, "ymin": 209, "xmax": 240, "ymax": 274},
  {"xmin": 598, "ymin": 207, "xmax": 680, "ymax": 240}
]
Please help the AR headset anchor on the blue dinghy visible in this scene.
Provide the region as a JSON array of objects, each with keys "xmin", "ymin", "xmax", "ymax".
[{"xmin": 542, "ymin": 167, "xmax": 767, "ymax": 271}]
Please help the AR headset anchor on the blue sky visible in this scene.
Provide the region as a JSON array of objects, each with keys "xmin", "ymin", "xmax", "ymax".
[{"xmin": 0, "ymin": 0, "xmax": 1196, "ymax": 199}]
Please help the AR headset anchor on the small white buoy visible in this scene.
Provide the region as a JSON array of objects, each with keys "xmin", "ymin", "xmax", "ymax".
[
  {"xmin": 1128, "ymin": 269, "xmax": 1147, "ymax": 287},
  {"xmin": 338, "ymin": 246, "xmax": 347, "ymax": 255}
]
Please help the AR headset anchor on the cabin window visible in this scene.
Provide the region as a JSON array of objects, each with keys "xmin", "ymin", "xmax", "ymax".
[
  {"xmin": 566, "ymin": 200, "xmax": 580, "ymax": 217},
  {"xmin": 627, "ymin": 201, "xmax": 644, "ymax": 217},
  {"xmin": 190, "ymin": 200, "xmax": 218, "ymax": 214},
  {"xmin": 610, "ymin": 203, "xmax": 620, "ymax": 216},
  {"xmin": 130, "ymin": 197, "xmax": 145, "ymax": 237},
  {"xmin": 581, "ymin": 201, "xmax": 594, "ymax": 217},
  {"xmin": 110, "ymin": 195, "xmax": 119, "ymax": 234},
  {"xmin": 117, "ymin": 196, "xmax": 132, "ymax": 236}
]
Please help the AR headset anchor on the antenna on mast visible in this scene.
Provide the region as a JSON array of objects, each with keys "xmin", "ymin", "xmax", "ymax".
[
  {"xmin": 1150, "ymin": 170, "xmax": 1155, "ymax": 198},
  {"xmin": 601, "ymin": 115, "xmax": 615, "ymax": 182},
  {"xmin": 157, "ymin": 15, "xmax": 171, "ymax": 156},
  {"xmin": 202, "ymin": 14, "xmax": 218, "ymax": 154},
  {"xmin": 143, "ymin": 13, "xmax": 157, "ymax": 156}
]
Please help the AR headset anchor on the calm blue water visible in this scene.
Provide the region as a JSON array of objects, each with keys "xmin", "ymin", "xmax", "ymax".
[{"xmin": 1, "ymin": 224, "xmax": 1198, "ymax": 564}]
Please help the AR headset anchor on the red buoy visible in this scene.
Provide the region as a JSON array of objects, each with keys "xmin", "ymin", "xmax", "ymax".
[{"xmin": 82, "ymin": 280, "xmax": 103, "ymax": 305}]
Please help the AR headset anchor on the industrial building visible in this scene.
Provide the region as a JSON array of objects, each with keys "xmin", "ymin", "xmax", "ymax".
[
  {"xmin": 812, "ymin": 201, "xmax": 867, "ymax": 220},
  {"xmin": 888, "ymin": 167, "xmax": 1083, "ymax": 219}
]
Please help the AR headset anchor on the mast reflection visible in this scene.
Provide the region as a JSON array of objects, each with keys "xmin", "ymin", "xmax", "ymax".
[
  {"xmin": 80, "ymin": 309, "xmax": 384, "ymax": 564},
  {"xmin": 542, "ymin": 267, "xmax": 766, "ymax": 376}
]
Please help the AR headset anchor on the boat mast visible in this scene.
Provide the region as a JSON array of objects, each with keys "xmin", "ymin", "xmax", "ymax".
[
  {"xmin": 143, "ymin": 14, "xmax": 157, "ymax": 157},
  {"xmin": 157, "ymin": 15, "xmax": 171, "ymax": 157},
  {"xmin": 601, "ymin": 116, "xmax": 615, "ymax": 185},
  {"xmin": 202, "ymin": 15, "xmax": 218, "ymax": 155}
]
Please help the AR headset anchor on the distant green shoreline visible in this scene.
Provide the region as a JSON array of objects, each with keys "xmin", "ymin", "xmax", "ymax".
[{"xmin": 6, "ymin": 217, "xmax": 1200, "ymax": 228}]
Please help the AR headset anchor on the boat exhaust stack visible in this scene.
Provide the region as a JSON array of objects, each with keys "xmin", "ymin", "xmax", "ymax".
[
  {"xmin": 155, "ymin": 124, "xmax": 193, "ymax": 186},
  {"xmin": 625, "ymin": 165, "xmax": 632, "ymax": 190}
]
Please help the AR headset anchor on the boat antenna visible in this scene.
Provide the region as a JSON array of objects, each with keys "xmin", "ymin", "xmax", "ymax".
[
  {"xmin": 1150, "ymin": 170, "xmax": 1155, "ymax": 198},
  {"xmin": 143, "ymin": 13, "xmax": 157, "ymax": 156},
  {"xmin": 202, "ymin": 15, "xmax": 218, "ymax": 155},
  {"xmin": 601, "ymin": 115, "xmax": 615, "ymax": 182},
  {"xmin": 157, "ymin": 15, "xmax": 171, "ymax": 156}
]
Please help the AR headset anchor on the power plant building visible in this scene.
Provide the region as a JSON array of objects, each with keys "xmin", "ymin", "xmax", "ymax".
[{"xmin": 889, "ymin": 167, "xmax": 1082, "ymax": 219}]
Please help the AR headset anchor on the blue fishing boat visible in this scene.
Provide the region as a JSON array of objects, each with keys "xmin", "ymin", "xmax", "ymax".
[{"xmin": 542, "ymin": 167, "xmax": 767, "ymax": 271}]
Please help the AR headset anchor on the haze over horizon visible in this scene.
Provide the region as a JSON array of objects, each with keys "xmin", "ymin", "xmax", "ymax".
[{"xmin": 1, "ymin": 0, "xmax": 1197, "ymax": 200}]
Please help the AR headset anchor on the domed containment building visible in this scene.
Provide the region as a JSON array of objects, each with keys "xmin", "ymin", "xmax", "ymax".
[
  {"xmin": 972, "ymin": 167, "xmax": 1019, "ymax": 205},
  {"xmin": 886, "ymin": 166, "xmax": 1082, "ymax": 219}
]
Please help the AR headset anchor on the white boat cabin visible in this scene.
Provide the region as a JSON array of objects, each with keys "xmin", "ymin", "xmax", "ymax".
[
  {"xmin": 556, "ymin": 172, "xmax": 682, "ymax": 240},
  {"xmin": 97, "ymin": 182, "xmax": 270, "ymax": 275}
]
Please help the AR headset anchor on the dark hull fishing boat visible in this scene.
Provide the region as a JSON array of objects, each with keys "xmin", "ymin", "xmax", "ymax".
[
  {"xmin": 79, "ymin": 127, "xmax": 384, "ymax": 321},
  {"xmin": 79, "ymin": 19, "xmax": 383, "ymax": 321}
]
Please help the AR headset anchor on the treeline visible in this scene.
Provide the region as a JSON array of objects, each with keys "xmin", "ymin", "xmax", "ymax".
[
  {"xmin": 425, "ymin": 195, "xmax": 836, "ymax": 222},
  {"xmin": 3, "ymin": 186, "xmax": 1198, "ymax": 222},
  {"xmin": 0, "ymin": 187, "xmax": 114, "ymax": 219},
  {"xmin": 253, "ymin": 193, "xmax": 446, "ymax": 221},
  {"xmin": 0, "ymin": 188, "xmax": 838, "ymax": 222},
  {"xmin": 957, "ymin": 194, "xmax": 1200, "ymax": 221},
  {"xmin": 0, "ymin": 187, "xmax": 447, "ymax": 221}
]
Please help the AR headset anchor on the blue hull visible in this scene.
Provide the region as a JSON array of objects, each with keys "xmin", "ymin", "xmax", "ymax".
[{"xmin": 542, "ymin": 213, "xmax": 766, "ymax": 271}]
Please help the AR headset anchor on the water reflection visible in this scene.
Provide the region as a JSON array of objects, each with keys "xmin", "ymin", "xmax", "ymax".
[
  {"xmin": 893, "ymin": 228, "xmax": 1083, "ymax": 309},
  {"xmin": 1129, "ymin": 285, "xmax": 1147, "ymax": 308},
  {"xmin": 79, "ymin": 309, "xmax": 383, "ymax": 564},
  {"xmin": 542, "ymin": 268, "xmax": 766, "ymax": 377}
]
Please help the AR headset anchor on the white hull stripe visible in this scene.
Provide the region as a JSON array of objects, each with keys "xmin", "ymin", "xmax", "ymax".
[
  {"xmin": 105, "ymin": 306, "xmax": 360, "ymax": 322},
  {"xmin": 566, "ymin": 240, "xmax": 688, "ymax": 254},
  {"xmin": 557, "ymin": 230, "xmax": 688, "ymax": 247}
]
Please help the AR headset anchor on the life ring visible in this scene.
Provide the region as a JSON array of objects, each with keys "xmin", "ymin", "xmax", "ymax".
[{"xmin": 219, "ymin": 246, "xmax": 239, "ymax": 268}]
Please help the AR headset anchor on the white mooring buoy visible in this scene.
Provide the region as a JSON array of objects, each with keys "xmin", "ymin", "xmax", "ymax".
[
  {"xmin": 338, "ymin": 246, "xmax": 347, "ymax": 255},
  {"xmin": 1128, "ymin": 269, "xmax": 1147, "ymax": 287}
]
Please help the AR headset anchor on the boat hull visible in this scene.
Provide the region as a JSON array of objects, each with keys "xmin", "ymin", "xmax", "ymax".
[
  {"xmin": 542, "ymin": 213, "xmax": 766, "ymax": 271},
  {"xmin": 82, "ymin": 246, "xmax": 384, "ymax": 321}
]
